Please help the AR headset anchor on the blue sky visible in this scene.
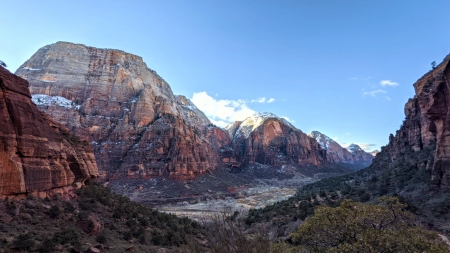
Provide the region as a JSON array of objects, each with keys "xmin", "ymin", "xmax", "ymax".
[{"xmin": 2, "ymin": 1, "xmax": 450, "ymax": 151}]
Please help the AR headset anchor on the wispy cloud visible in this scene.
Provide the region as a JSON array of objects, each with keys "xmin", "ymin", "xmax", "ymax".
[
  {"xmin": 251, "ymin": 97, "xmax": 266, "ymax": 103},
  {"xmin": 380, "ymin": 80, "xmax": 399, "ymax": 87},
  {"xmin": 191, "ymin": 92, "xmax": 256, "ymax": 127},
  {"xmin": 250, "ymin": 97, "xmax": 276, "ymax": 103},
  {"xmin": 363, "ymin": 89, "xmax": 387, "ymax": 97},
  {"xmin": 349, "ymin": 76, "xmax": 372, "ymax": 81},
  {"xmin": 385, "ymin": 96, "xmax": 391, "ymax": 101}
]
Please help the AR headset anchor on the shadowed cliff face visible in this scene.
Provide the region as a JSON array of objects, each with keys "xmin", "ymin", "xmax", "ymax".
[
  {"xmin": 16, "ymin": 42, "xmax": 224, "ymax": 181},
  {"xmin": 372, "ymin": 54, "xmax": 450, "ymax": 189},
  {"xmin": 0, "ymin": 66, "xmax": 98, "ymax": 197}
]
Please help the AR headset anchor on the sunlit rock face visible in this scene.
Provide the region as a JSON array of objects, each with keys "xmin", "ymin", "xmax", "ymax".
[
  {"xmin": 372, "ymin": 54, "xmax": 450, "ymax": 189},
  {"xmin": 0, "ymin": 66, "xmax": 98, "ymax": 197},
  {"xmin": 16, "ymin": 42, "xmax": 348, "ymax": 183},
  {"xmin": 16, "ymin": 42, "xmax": 223, "ymax": 181},
  {"xmin": 226, "ymin": 113, "xmax": 334, "ymax": 169},
  {"xmin": 308, "ymin": 131, "xmax": 373, "ymax": 169}
]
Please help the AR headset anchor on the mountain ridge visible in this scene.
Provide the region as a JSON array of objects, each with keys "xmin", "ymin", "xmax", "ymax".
[{"xmin": 308, "ymin": 131, "xmax": 373, "ymax": 170}]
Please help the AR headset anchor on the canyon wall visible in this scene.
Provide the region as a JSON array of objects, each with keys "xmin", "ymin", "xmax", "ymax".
[
  {"xmin": 0, "ymin": 66, "xmax": 98, "ymax": 197},
  {"xmin": 371, "ymin": 54, "xmax": 450, "ymax": 189},
  {"xmin": 17, "ymin": 42, "xmax": 346, "ymax": 182},
  {"xmin": 16, "ymin": 42, "xmax": 225, "ymax": 181},
  {"xmin": 226, "ymin": 113, "xmax": 336, "ymax": 171}
]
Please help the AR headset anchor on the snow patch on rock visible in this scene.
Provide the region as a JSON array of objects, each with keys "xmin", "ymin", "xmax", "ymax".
[
  {"xmin": 22, "ymin": 67, "xmax": 41, "ymax": 71},
  {"xmin": 308, "ymin": 131, "xmax": 337, "ymax": 151},
  {"xmin": 347, "ymin": 143, "xmax": 363, "ymax": 153},
  {"xmin": 229, "ymin": 112, "xmax": 295, "ymax": 139},
  {"xmin": 32, "ymin": 94, "xmax": 80, "ymax": 109}
]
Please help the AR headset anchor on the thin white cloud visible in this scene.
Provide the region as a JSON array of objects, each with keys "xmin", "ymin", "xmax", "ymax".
[
  {"xmin": 385, "ymin": 96, "xmax": 391, "ymax": 101},
  {"xmin": 363, "ymin": 89, "xmax": 387, "ymax": 97},
  {"xmin": 191, "ymin": 92, "xmax": 256, "ymax": 127},
  {"xmin": 250, "ymin": 97, "xmax": 276, "ymax": 103},
  {"xmin": 349, "ymin": 76, "xmax": 371, "ymax": 81},
  {"xmin": 251, "ymin": 97, "xmax": 266, "ymax": 103},
  {"xmin": 380, "ymin": 80, "xmax": 399, "ymax": 87}
]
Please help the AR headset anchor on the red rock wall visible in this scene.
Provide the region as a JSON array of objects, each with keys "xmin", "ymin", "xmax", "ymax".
[
  {"xmin": 0, "ymin": 67, "xmax": 98, "ymax": 197},
  {"xmin": 231, "ymin": 119, "xmax": 333, "ymax": 168},
  {"xmin": 16, "ymin": 42, "xmax": 219, "ymax": 181},
  {"xmin": 373, "ymin": 54, "xmax": 450, "ymax": 189}
]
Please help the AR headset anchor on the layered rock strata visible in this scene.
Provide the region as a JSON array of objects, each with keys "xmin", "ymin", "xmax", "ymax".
[
  {"xmin": 226, "ymin": 113, "xmax": 334, "ymax": 169},
  {"xmin": 0, "ymin": 66, "xmax": 98, "ymax": 197},
  {"xmin": 308, "ymin": 131, "xmax": 373, "ymax": 170},
  {"xmin": 372, "ymin": 54, "xmax": 450, "ymax": 188},
  {"xmin": 17, "ymin": 42, "xmax": 348, "ymax": 182},
  {"xmin": 16, "ymin": 42, "xmax": 222, "ymax": 181}
]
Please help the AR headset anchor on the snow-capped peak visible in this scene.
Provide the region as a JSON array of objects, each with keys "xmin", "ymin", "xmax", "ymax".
[
  {"xmin": 308, "ymin": 131, "xmax": 337, "ymax": 151},
  {"xmin": 229, "ymin": 112, "xmax": 294, "ymax": 139},
  {"xmin": 347, "ymin": 143, "xmax": 363, "ymax": 153}
]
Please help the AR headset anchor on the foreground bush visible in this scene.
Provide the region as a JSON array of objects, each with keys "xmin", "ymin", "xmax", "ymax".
[{"xmin": 291, "ymin": 197, "xmax": 448, "ymax": 252}]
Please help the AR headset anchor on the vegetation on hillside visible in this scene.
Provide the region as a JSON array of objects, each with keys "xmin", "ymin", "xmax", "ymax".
[
  {"xmin": 194, "ymin": 197, "xmax": 448, "ymax": 252},
  {"xmin": 246, "ymin": 142, "xmax": 450, "ymax": 234},
  {"xmin": 241, "ymin": 139, "xmax": 450, "ymax": 252},
  {"xmin": 288, "ymin": 197, "xmax": 448, "ymax": 252},
  {"xmin": 0, "ymin": 181, "xmax": 206, "ymax": 252}
]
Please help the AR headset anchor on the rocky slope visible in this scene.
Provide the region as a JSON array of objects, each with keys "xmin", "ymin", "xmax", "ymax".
[
  {"xmin": 371, "ymin": 54, "xmax": 450, "ymax": 189},
  {"xmin": 308, "ymin": 131, "xmax": 373, "ymax": 169},
  {"xmin": 225, "ymin": 113, "xmax": 339, "ymax": 173},
  {"xmin": 0, "ymin": 66, "xmax": 98, "ymax": 197},
  {"xmin": 16, "ymin": 42, "xmax": 226, "ymax": 181}
]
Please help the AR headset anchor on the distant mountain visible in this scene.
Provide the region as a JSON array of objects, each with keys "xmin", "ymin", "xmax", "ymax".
[
  {"xmin": 13, "ymin": 42, "xmax": 352, "ymax": 205},
  {"xmin": 224, "ymin": 113, "xmax": 348, "ymax": 175},
  {"xmin": 370, "ymin": 150, "xmax": 379, "ymax": 157},
  {"xmin": 308, "ymin": 131, "xmax": 373, "ymax": 170}
]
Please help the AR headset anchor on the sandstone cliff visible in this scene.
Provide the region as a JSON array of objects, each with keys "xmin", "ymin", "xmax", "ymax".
[
  {"xmin": 371, "ymin": 54, "xmax": 450, "ymax": 189},
  {"xmin": 17, "ymin": 42, "xmax": 349, "ymax": 183},
  {"xmin": 16, "ymin": 42, "xmax": 223, "ymax": 181},
  {"xmin": 308, "ymin": 131, "xmax": 373, "ymax": 169},
  {"xmin": 226, "ymin": 113, "xmax": 336, "ymax": 171},
  {"xmin": 0, "ymin": 66, "xmax": 98, "ymax": 197}
]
